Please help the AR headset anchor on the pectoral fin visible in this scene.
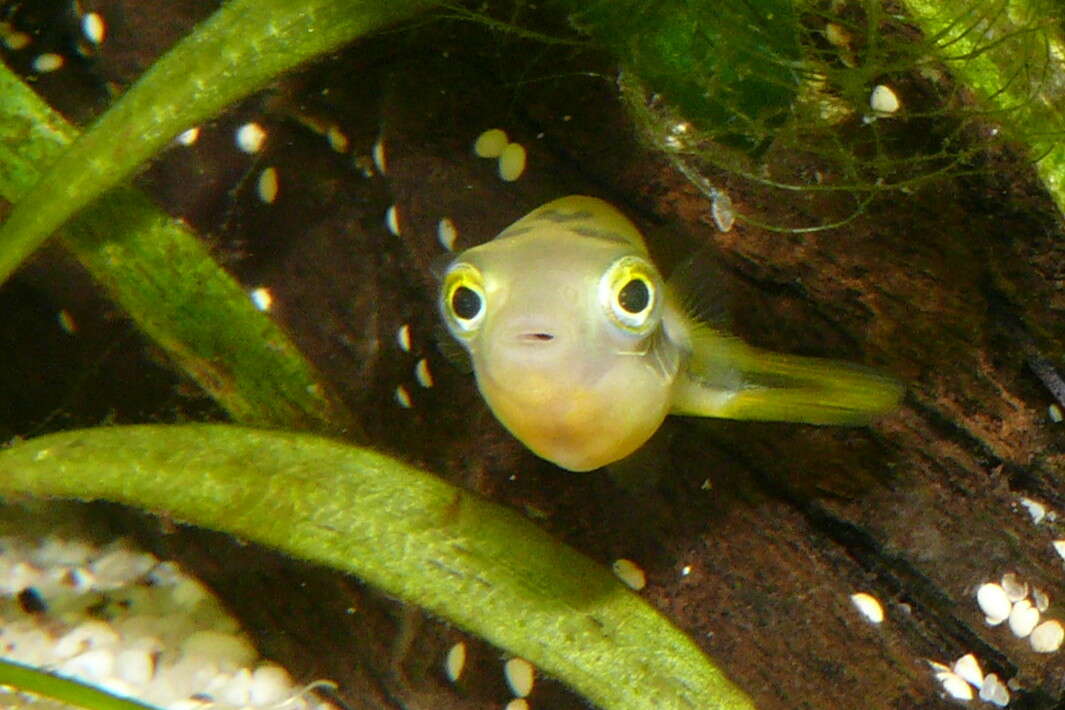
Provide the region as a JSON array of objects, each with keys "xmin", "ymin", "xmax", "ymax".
[
  {"xmin": 434, "ymin": 325, "xmax": 474, "ymax": 374},
  {"xmin": 671, "ymin": 331, "xmax": 904, "ymax": 426}
]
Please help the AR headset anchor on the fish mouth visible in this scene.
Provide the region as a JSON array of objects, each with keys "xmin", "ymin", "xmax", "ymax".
[
  {"xmin": 519, "ymin": 332, "xmax": 555, "ymax": 343},
  {"xmin": 499, "ymin": 317, "xmax": 563, "ymax": 345}
]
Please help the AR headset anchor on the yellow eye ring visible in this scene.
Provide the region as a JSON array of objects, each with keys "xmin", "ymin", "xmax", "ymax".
[
  {"xmin": 441, "ymin": 263, "xmax": 486, "ymax": 336},
  {"xmin": 598, "ymin": 256, "xmax": 661, "ymax": 334}
]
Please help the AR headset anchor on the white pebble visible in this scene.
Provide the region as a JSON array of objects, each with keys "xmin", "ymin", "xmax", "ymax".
[
  {"xmin": 111, "ymin": 616, "xmax": 163, "ymax": 648},
  {"xmin": 1008, "ymin": 599, "xmax": 1039, "ymax": 638},
  {"xmin": 256, "ymin": 167, "xmax": 279, "ymax": 204},
  {"xmin": 1029, "ymin": 619, "xmax": 1064, "ymax": 652},
  {"xmin": 473, "ymin": 128, "xmax": 508, "ymax": 158},
  {"xmin": 235, "ymin": 122, "xmax": 267, "ymax": 154},
  {"xmin": 176, "ymin": 127, "xmax": 200, "ymax": 146},
  {"xmin": 498, "ymin": 143, "xmax": 527, "ymax": 182},
  {"xmin": 979, "ymin": 672, "xmax": 1010, "ymax": 706},
  {"xmin": 54, "ymin": 621, "xmax": 120, "ymax": 661},
  {"xmin": 1020, "ymin": 497, "xmax": 1047, "ymax": 524},
  {"xmin": 849, "ymin": 592, "xmax": 884, "ymax": 624},
  {"xmin": 951, "ymin": 653, "xmax": 983, "ymax": 688},
  {"xmin": 250, "ymin": 287, "xmax": 273, "ymax": 312},
  {"xmin": 180, "ymin": 630, "xmax": 257, "ymax": 670},
  {"xmin": 394, "ymin": 385, "xmax": 412, "ymax": 409},
  {"xmin": 611, "ymin": 558, "xmax": 646, "ymax": 591},
  {"xmin": 0, "ymin": 559, "xmax": 41, "ymax": 593},
  {"xmin": 504, "ymin": 657, "xmax": 535, "ymax": 697},
  {"xmin": 216, "ymin": 667, "xmax": 253, "ymax": 705},
  {"xmin": 249, "ymin": 663, "xmax": 292, "ymax": 705},
  {"xmin": 936, "ymin": 671, "xmax": 973, "ymax": 701},
  {"xmin": 372, "ymin": 138, "xmax": 387, "ymax": 174},
  {"xmin": 32, "ymin": 53, "xmax": 65, "ymax": 73},
  {"xmin": 4, "ymin": 625, "xmax": 53, "ymax": 666},
  {"xmin": 65, "ymin": 567, "xmax": 94, "ymax": 591},
  {"xmin": 1000, "ymin": 572, "xmax": 1027, "ymax": 602},
  {"xmin": 869, "ymin": 84, "xmax": 900, "ymax": 114},
  {"xmin": 60, "ymin": 648, "xmax": 115, "ymax": 682},
  {"xmin": 444, "ymin": 641, "xmax": 466, "ymax": 683},
  {"xmin": 1053, "ymin": 539, "xmax": 1065, "ymax": 562},
  {"xmin": 414, "ymin": 358, "xmax": 434, "ymax": 388},
  {"xmin": 385, "ymin": 205, "xmax": 401, "ymax": 236},
  {"xmin": 977, "ymin": 583, "xmax": 1011, "ymax": 625},
  {"xmin": 1050, "ymin": 403, "xmax": 1063, "ymax": 422},
  {"xmin": 82, "ymin": 12, "xmax": 106, "ymax": 44},
  {"xmin": 115, "ymin": 647, "xmax": 154, "ymax": 686},
  {"xmin": 145, "ymin": 560, "xmax": 183, "ymax": 586},
  {"xmin": 168, "ymin": 576, "xmax": 210, "ymax": 608},
  {"xmin": 34, "ymin": 537, "xmax": 96, "ymax": 567},
  {"xmin": 396, "ymin": 324, "xmax": 412, "ymax": 353},
  {"xmin": 437, "ymin": 217, "xmax": 458, "ymax": 251},
  {"xmin": 89, "ymin": 547, "xmax": 157, "ymax": 589}
]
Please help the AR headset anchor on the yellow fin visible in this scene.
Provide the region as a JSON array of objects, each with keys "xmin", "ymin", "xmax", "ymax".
[{"xmin": 671, "ymin": 327, "xmax": 903, "ymax": 426}]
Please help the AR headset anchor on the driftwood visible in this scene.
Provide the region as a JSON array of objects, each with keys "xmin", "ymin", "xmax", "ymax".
[{"xmin": 2, "ymin": 2, "xmax": 1064, "ymax": 708}]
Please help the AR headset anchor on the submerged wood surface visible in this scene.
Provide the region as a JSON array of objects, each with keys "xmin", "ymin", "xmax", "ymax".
[{"xmin": 1, "ymin": 2, "xmax": 1064, "ymax": 709}]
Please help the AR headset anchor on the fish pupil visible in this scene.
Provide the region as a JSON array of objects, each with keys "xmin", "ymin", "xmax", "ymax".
[
  {"xmin": 618, "ymin": 278, "xmax": 650, "ymax": 313},
  {"xmin": 452, "ymin": 286, "xmax": 482, "ymax": 320}
]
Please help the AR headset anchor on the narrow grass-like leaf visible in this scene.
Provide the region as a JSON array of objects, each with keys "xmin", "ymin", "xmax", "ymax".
[
  {"xmin": 0, "ymin": 659, "xmax": 162, "ymax": 710},
  {"xmin": 900, "ymin": 0, "xmax": 1065, "ymax": 216},
  {"xmin": 0, "ymin": 424, "xmax": 757, "ymax": 710},
  {"xmin": 0, "ymin": 0, "xmax": 436, "ymax": 286},
  {"xmin": 0, "ymin": 62, "xmax": 355, "ymax": 433}
]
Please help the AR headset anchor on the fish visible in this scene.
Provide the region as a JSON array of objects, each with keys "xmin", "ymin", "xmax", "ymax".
[{"xmin": 439, "ymin": 195, "xmax": 903, "ymax": 471}]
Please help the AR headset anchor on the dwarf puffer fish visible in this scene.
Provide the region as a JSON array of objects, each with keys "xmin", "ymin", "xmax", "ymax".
[{"xmin": 439, "ymin": 196, "xmax": 903, "ymax": 471}]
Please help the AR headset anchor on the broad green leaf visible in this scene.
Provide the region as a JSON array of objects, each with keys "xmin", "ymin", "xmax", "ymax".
[{"xmin": 0, "ymin": 424, "xmax": 756, "ymax": 710}]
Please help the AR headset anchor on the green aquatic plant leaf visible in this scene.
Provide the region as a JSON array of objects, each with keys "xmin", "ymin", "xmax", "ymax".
[
  {"xmin": 0, "ymin": 424, "xmax": 757, "ymax": 710},
  {"xmin": 901, "ymin": 0, "xmax": 1065, "ymax": 216},
  {"xmin": 0, "ymin": 62, "xmax": 355, "ymax": 433},
  {"xmin": 0, "ymin": 658, "xmax": 162, "ymax": 710},
  {"xmin": 0, "ymin": 0, "xmax": 437, "ymax": 288}
]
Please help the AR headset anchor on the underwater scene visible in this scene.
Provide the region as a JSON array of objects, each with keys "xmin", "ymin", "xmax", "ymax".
[{"xmin": 0, "ymin": 1, "xmax": 1064, "ymax": 708}]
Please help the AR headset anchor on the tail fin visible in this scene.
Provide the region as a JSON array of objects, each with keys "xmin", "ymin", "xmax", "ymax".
[{"xmin": 671, "ymin": 334, "xmax": 903, "ymax": 426}]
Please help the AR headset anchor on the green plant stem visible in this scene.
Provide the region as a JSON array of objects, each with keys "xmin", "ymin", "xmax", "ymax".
[
  {"xmin": 0, "ymin": 658, "xmax": 161, "ymax": 710},
  {"xmin": 901, "ymin": 0, "xmax": 1065, "ymax": 216},
  {"xmin": 0, "ymin": 0, "xmax": 436, "ymax": 288},
  {"xmin": 0, "ymin": 424, "xmax": 756, "ymax": 710},
  {"xmin": 0, "ymin": 63, "xmax": 355, "ymax": 433}
]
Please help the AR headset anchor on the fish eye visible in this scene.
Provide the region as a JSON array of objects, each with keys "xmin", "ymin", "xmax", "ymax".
[
  {"xmin": 599, "ymin": 256, "xmax": 660, "ymax": 334},
  {"xmin": 451, "ymin": 286, "xmax": 482, "ymax": 320},
  {"xmin": 441, "ymin": 263, "xmax": 486, "ymax": 335},
  {"xmin": 617, "ymin": 278, "xmax": 650, "ymax": 314}
]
